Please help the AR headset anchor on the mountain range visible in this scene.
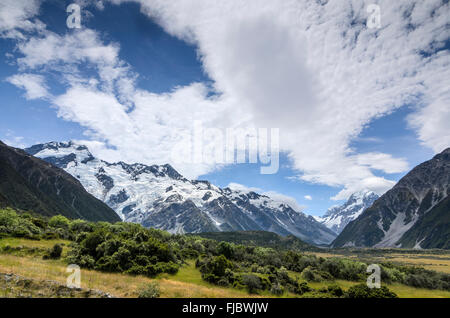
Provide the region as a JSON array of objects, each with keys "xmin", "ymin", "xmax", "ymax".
[
  {"xmin": 1, "ymin": 139, "xmax": 447, "ymax": 249},
  {"xmin": 25, "ymin": 141, "xmax": 337, "ymax": 245},
  {"xmin": 333, "ymin": 148, "xmax": 450, "ymax": 249},
  {"xmin": 0, "ymin": 141, "xmax": 120, "ymax": 222}
]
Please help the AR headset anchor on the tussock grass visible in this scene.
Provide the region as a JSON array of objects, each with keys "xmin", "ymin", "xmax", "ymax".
[
  {"xmin": 0, "ymin": 253, "xmax": 256, "ymax": 298},
  {"xmin": 306, "ymin": 251, "xmax": 450, "ymax": 274},
  {"xmin": 1, "ymin": 238, "xmax": 449, "ymax": 298}
]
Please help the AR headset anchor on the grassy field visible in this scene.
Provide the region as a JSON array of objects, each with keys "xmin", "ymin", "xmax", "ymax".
[
  {"xmin": 306, "ymin": 250, "xmax": 450, "ymax": 274},
  {"xmin": 0, "ymin": 238, "xmax": 257, "ymax": 298},
  {"xmin": 288, "ymin": 271, "xmax": 450, "ymax": 298},
  {"xmin": 0, "ymin": 238, "xmax": 449, "ymax": 298}
]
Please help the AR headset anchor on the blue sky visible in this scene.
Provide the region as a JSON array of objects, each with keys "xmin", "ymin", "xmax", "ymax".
[{"xmin": 0, "ymin": 0, "xmax": 448, "ymax": 216}]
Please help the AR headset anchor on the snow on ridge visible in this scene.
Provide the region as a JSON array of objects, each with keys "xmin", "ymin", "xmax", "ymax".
[
  {"xmin": 318, "ymin": 189, "xmax": 379, "ymax": 234},
  {"xmin": 27, "ymin": 141, "xmax": 336, "ymax": 244}
]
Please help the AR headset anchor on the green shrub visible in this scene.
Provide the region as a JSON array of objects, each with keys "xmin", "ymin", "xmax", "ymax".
[
  {"xmin": 242, "ymin": 274, "xmax": 263, "ymax": 294},
  {"xmin": 48, "ymin": 244, "xmax": 63, "ymax": 259},
  {"xmin": 198, "ymin": 255, "xmax": 234, "ymax": 278},
  {"xmin": 301, "ymin": 266, "xmax": 332, "ymax": 282},
  {"xmin": 345, "ymin": 284, "xmax": 398, "ymax": 298},
  {"xmin": 270, "ymin": 283, "xmax": 284, "ymax": 296},
  {"xmin": 69, "ymin": 219, "xmax": 93, "ymax": 233},
  {"xmin": 48, "ymin": 215, "xmax": 70, "ymax": 230},
  {"xmin": 218, "ymin": 241, "xmax": 235, "ymax": 259},
  {"xmin": 138, "ymin": 282, "xmax": 160, "ymax": 298},
  {"xmin": 295, "ymin": 282, "xmax": 312, "ymax": 295},
  {"xmin": 327, "ymin": 284, "xmax": 344, "ymax": 297},
  {"xmin": 42, "ymin": 231, "xmax": 59, "ymax": 240}
]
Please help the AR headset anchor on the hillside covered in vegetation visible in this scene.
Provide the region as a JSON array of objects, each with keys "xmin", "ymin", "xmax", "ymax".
[{"xmin": 1, "ymin": 208, "xmax": 450, "ymax": 298}]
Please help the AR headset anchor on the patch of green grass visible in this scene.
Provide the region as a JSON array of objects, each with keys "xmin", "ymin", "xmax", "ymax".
[
  {"xmin": 387, "ymin": 283, "xmax": 450, "ymax": 298},
  {"xmin": 288, "ymin": 270, "xmax": 450, "ymax": 298},
  {"xmin": 0, "ymin": 237, "xmax": 70, "ymax": 249},
  {"xmin": 163, "ymin": 260, "xmax": 207, "ymax": 286},
  {"xmin": 2, "ymin": 238, "xmax": 449, "ymax": 298}
]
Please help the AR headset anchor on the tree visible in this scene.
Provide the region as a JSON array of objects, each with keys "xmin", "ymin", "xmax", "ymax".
[{"xmin": 49, "ymin": 215, "xmax": 70, "ymax": 230}]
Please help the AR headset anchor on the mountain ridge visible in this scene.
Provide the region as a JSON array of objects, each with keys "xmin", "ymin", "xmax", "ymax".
[
  {"xmin": 332, "ymin": 148, "xmax": 450, "ymax": 249},
  {"xmin": 315, "ymin": 190, "xmax": 379, "ymax": 234},
  {"xmin": 0, "ymin": 140, "xmax": 121, "ymax": 222},
  {"xmin": 25, "ymin": 141, "xmax": 336, "ymax": 245}
]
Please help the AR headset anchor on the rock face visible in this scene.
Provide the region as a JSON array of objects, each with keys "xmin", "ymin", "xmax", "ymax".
[
  {"xmin": 315, "ymin": 191, "xmax": 379, "ymax": 234},
  {"xmin": 0, "ymin": 272, "xmax": 113, "ymax": 298},
  {"xmin": 26, "ymin": 141, "xmax": 337, "ymax": 245},
  {"xmin": 332, "ymin": 148, "xmax": 450, "ymax": 249},
  {"xmin": 0, "ymin": 141, "xmax": 120, "ymax": 222}
]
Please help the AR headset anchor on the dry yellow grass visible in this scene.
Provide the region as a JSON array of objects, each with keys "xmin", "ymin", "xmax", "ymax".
[
  {"xmin": 1, "ymin": 238, "xmax": 449, "ymax": 298},
  {"xmin": 305, "ymin": 251, "xmax": 450, "ymax": 274},
  {"xmin": 0, "ymin": 254, "xmax": 255, "ymax": 298}
]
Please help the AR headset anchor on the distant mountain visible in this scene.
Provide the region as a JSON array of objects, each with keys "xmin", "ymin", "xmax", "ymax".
[
  {"xmin": 315, "ymin": 190, "xmax": 379, "ymax": 234},
  {"xmin": 26, "ymin": 141, "xmax": 337, "ymax": 245},
  {"xmin": 0, "ymin": 141, "xmax": 120, "ymax": 222},
  {"xmin": 192, "ymin": 231, "xmax": 319, "ymax": 251},
  {"xmin": 333, "ymin": 148, "xmax": 450, "ymax": 249}
]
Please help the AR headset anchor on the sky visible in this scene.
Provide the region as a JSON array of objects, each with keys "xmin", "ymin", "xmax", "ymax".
[{"xmin": 0, "ymin": 0, "xmax": 448, "ymax": 216}]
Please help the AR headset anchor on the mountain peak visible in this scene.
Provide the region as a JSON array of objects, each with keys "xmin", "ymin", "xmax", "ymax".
[
  {"xmin": 0, "ymin": 140, "xmax": 120, "ymax": 222},
  {"xmin": 333, "ymin": 149, "xmax": 450, "ymax": 249},
  {"xmin": 26, "ymin": 141, "xmax": 92, "ymax": 156},
  {"xmin": 348, "ymin": 189, "xmax": 377, "ymax": 200},
  {"xmin": 433, "ymin": 147, "xmax": 450, "ymax": 160},
  {"xmin": 319, "ymin": 190, "xmax": 379, "ymax": 234},
  {"xmin": 24, "ymin": 140, "xmax": 336, "ymax": 245}
]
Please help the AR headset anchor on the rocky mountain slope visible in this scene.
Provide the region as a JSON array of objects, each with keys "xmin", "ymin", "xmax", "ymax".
[
  {"xmin": 0, "ymin": 141, "xmax": 120, "ymax": 222},
  {"xmin": 26, "ymin": 141, "xmax": 336, "ymax": 245},
  {"xmin": 315, "ymin": 190, "xmax": 379, "ymax": 234},
  {"xmin": 332, "ymin": 148, "xmax": 450, "ymax": 249}
]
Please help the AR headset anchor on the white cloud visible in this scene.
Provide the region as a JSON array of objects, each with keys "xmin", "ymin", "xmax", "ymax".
[
  {"xmin": 227, "ymin": 182, "xmax": 261, "ymax": 193},
  {"xmin": 304, "ymin": 195, "xmax": 312, "ymax": 201},
  {"xmin": 331, "ymin": 177, "xmax": 396, "ymax": 201},
  {"xmin": 2, "ymin": 129, "xmax": 26, "ymax": 148},
  {"xmin": 408, "ymin": 98, "xmax": 450, "ymax": 153},
  {"xmin": 16, "ymin": 28, "xmax": 125, "ymax": 88},
  {"xmin": 355, "ymin": 152, "xmax": 409, "ymax": 174},
  {"xmin": 6, "ymin": 73, "xmax": 49, "ymax": 100},
  {"xmin": 264, "ymin": 191, "xmax": 305, "ymax": 212},
  {"xmin": 4, "ymin": 0, "xmax": 449, "ymax": 200},
  {"xmin": 104, "ymin": 0, "xmax": 448, "ymax": 199},
  {"xmin": 0, "ymin": 0, "xmax": 43, "ymax": 39}
]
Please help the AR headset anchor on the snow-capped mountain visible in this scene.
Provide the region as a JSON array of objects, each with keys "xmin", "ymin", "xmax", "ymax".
[
  {"xmin": 0, "ymin": 141, "xmax": 120, "ymax": 223},
  {"xmin": 315, "ymin": 190, "xmax": 379, "ymax": 234},
  {"xmin": 25, "ymin": 142, "xmax": 337, "ymax": 245},
  {"xmin": 333, "ymin": 148, "xmax": 450, "ymax": 249}
]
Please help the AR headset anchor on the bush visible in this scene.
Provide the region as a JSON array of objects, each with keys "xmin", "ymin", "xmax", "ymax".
[
  {"xmin": 301, "ymin": 267, "xmax": 332, "ymax": 282},
  {"xmin": 345, "ymin": 284, "xmax": 397, "ymax": 298},
  {"xmin": 138, "ymin": 282, "xmax": 160, "ymax": 298},
  {"xmin": 0, "ymin": 209, "xmax": 42, "ymax": 238},
  {"xmin": 48, "ymin": 215, "xmax": 70, "ymax": 230},
  {"xmin": 242, "ymin": 274, "xmax": 263, "ymax": 294},
  {"xmin": 44, "ymin": 244, "xmax": 63, "ymax": 259},
  {"xmin": 327, "ymin": 284, "xmax": 344, "ymax": 297},
  {"xmin": 69, "ymin": 220, "xmax": 93, "ymax": 233},
  {"xmin": 295, "ymin": 282, "xmax": 312, "ymax": 295},
  {"xmin": 217, "ymin": 242, "xmax": 235, "ymax": 259},
  {"xmin": 199, "ymin": 255, "xmax": 234, "ymax": 278},
  {"xmin": 270, "ymin": 283, "xmax": 284, "ymax": 296}
]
